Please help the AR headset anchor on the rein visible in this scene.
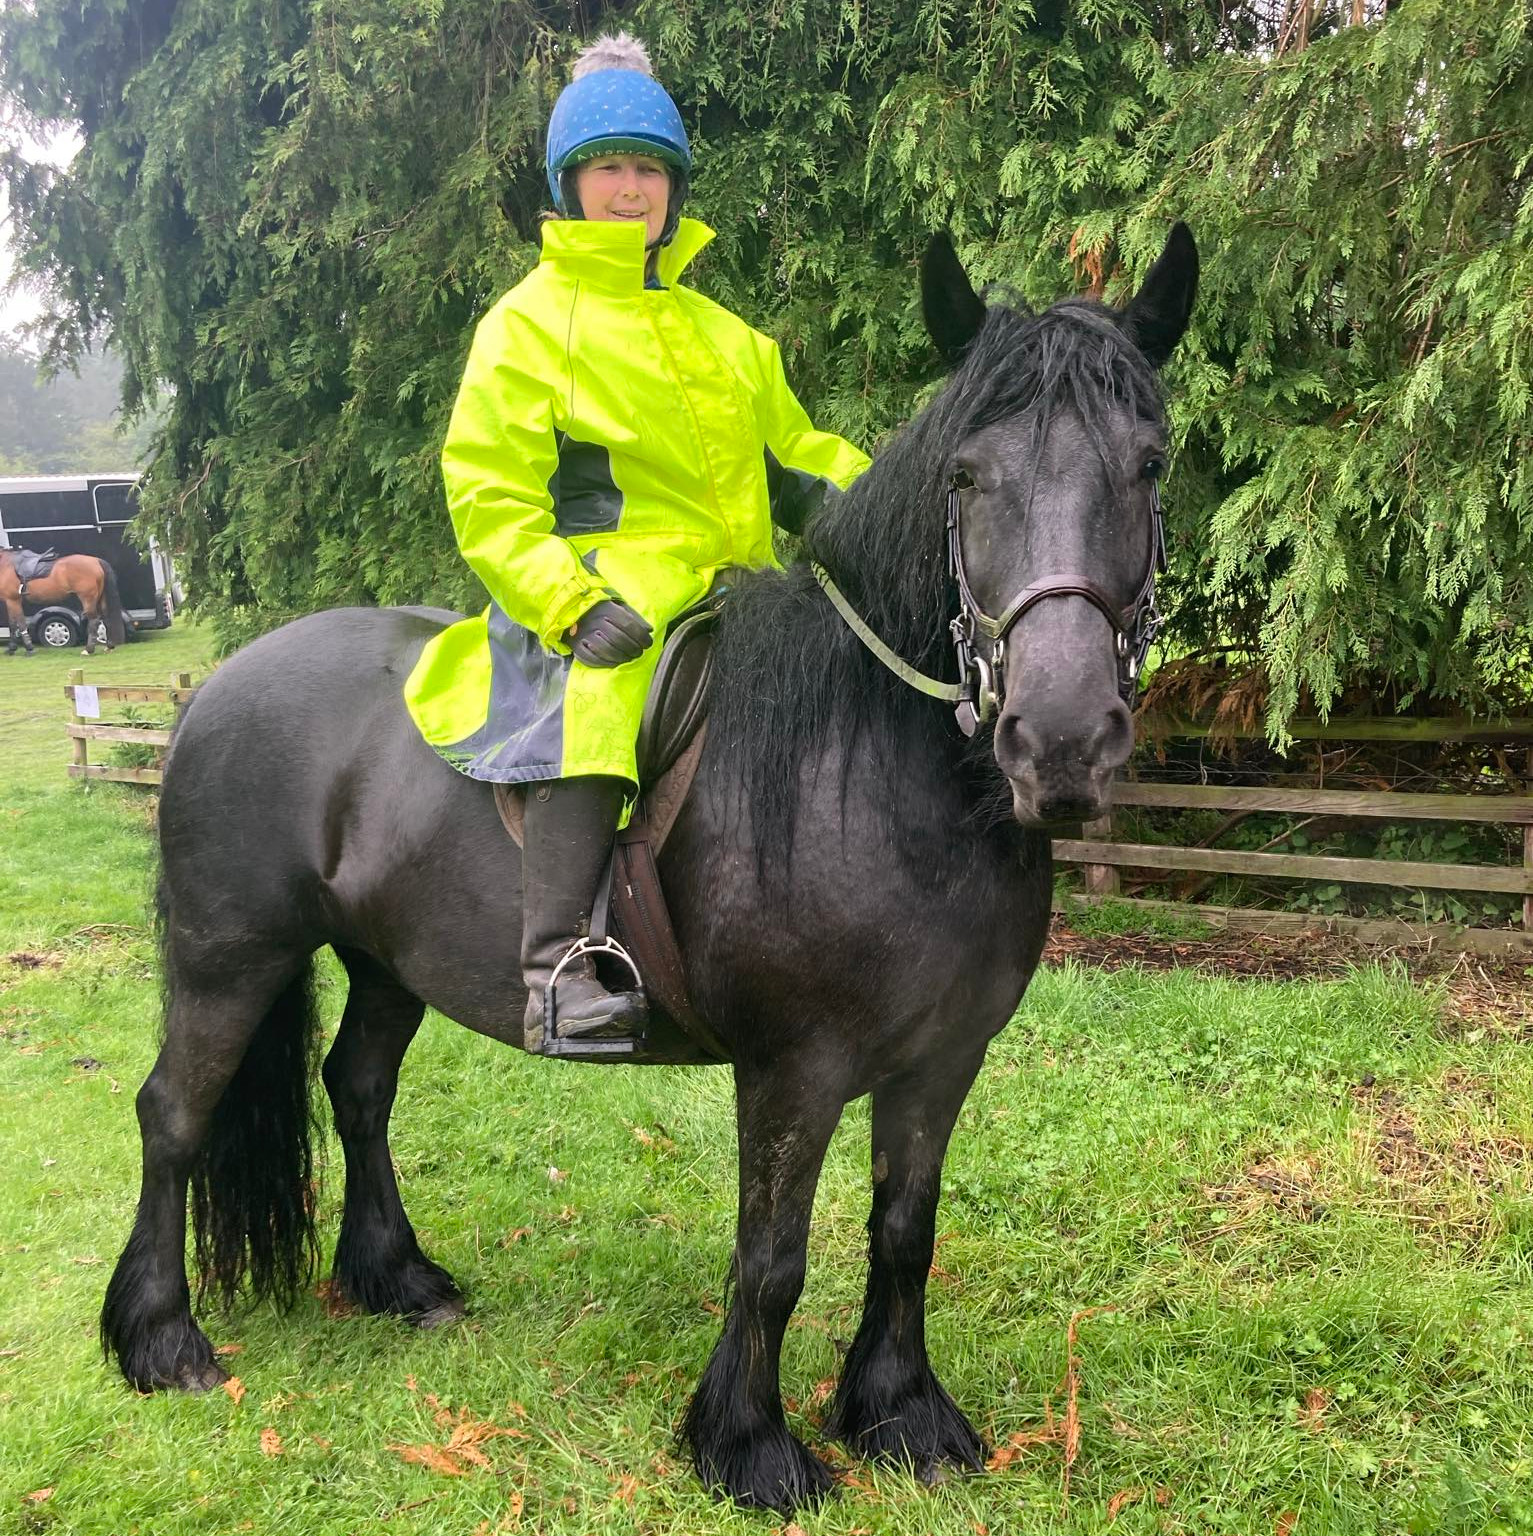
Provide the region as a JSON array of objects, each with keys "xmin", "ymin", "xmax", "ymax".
[{"xmin": 812, "ymin": 476, "xmax": 1166, "ymax": 739}]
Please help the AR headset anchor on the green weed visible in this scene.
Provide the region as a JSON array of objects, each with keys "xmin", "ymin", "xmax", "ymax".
[{"xmin": 1055, "ymin": 891, "xmax": 1217, "ymax": 940}]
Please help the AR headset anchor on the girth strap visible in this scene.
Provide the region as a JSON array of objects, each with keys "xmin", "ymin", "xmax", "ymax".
[{"xmin": 612, "ymin": 806, "xmax": 730, "ymax": 1061}]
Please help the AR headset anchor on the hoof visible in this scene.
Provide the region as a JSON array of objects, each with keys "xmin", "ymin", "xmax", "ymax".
[
  {"xmin": 328, "ymin": 1243, "xmax": 463, "ymax": 1324},
  {"xmin": 827, "ymin": 1365, "xmax": 986, "ymax": 1478},
  {"xmin": 413, "ymin": 1296, "xmax": 466, "ymax": 1330},
  {"xmin": 686, "ymin": 1409, "xmax": 835, "ymax": 1515},
  {"xmin": 175, "ymin": 1358, "xmax": 231, "ymax": 1393},
  {"xmin": 703, "ymin": 1432, "xmax": 835, "ymax": 1514}
]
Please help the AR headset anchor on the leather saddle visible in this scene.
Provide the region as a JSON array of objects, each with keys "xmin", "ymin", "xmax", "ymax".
[
  {"xmin": 491, "ymin": 595, "xmax": 719, "ymax": 854},
  {"xmin": 7, "ymin": 547, "xmax": 58, "ymax": 589}
]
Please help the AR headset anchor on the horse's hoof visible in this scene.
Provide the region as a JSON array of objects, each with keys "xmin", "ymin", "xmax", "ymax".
[
  {"xmin": 174, "ymin": 1358, "xmax": 230, "ymax": 1392},
  {"xmin": 413, "ymin": 1296, "xmax": 466, "ymax": 1330},
  {"xmin": 688, "ymin": 1415, "xmax": 836, "ymax": 1515},
  {"xmin": 827, "ymin": 1363, "xmax": 986, "ymax": 1478}
]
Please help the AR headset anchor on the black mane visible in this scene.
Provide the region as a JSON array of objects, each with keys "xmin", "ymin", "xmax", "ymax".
[{"xmin": 706, "ymin": 293, "xmax": 1167, "ymax": 885}]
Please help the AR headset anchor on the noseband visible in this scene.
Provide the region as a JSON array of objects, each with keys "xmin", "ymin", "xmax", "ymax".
[
  {"xmin": 945, "ymin": 474, "xmax": 1166, "ymax": 734},
  {"xmin": 813, "ymin": 475, "xmax": 1166, "ymax": 737}
]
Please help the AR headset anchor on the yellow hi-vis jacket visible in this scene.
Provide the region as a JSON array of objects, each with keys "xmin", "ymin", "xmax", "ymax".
[{"xmin": 403, "ymin": 216, "xmax": 869, "ymax": 786}]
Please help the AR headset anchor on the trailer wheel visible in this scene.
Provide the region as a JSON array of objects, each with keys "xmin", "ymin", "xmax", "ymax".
[{"xmin": 35, "ymin": 615, "xmax": 83, "ymax": 650}]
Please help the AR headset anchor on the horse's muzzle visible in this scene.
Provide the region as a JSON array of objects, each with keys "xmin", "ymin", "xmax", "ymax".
[{"xmin": 993, "ymin": 696, "xmax": 1134, "ymax": 828}]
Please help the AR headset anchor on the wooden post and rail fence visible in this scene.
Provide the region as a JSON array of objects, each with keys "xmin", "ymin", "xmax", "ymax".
[
  {"xmin": 1056, "ymin": 712, "xmax": 1533, "ymax": 956},
  {"xmin": 65, "ymin": 669, "xmax": 193, "ymax": 786},
  {"xmin": 62, "ymin": 674, "xmax": 1533, "ymax": 952}
]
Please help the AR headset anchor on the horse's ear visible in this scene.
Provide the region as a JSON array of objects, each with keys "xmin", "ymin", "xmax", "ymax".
[
  {"xmin": 922, "ymin": 232, "xmax": 987, "ymax": 366},
  {"xmin": 1120, "ymin": 222, "xmax": 1198, "ymax": 369}
]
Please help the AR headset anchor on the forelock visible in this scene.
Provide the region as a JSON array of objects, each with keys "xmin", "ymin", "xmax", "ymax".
[{"xmin": 954, "ymin": 294, "xmax": 1165, "ymax": 443}]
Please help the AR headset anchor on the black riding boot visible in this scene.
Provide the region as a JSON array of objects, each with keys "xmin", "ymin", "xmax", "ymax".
[{"xmin": 521, "ymin": 776, "xmax": 648, "ymax": 1042}]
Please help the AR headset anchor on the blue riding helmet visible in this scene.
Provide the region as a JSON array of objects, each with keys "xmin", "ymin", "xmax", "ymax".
[{"xmin": 545, "ymin": 67, "xmax": 691, "ymax": 243}]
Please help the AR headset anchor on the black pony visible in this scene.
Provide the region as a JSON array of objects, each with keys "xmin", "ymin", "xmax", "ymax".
[{"xmin": 101, "ymin": 227, "xmax": 1197, "ymax": 1514}]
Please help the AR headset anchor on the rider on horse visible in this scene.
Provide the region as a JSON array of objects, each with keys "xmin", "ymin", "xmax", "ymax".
[{"xmin": 404, "ymin": 34, "xmax": 869, "ymax": 1042}]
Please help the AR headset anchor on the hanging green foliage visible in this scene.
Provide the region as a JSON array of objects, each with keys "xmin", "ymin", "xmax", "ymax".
[
  {"xmin": 1, "ymin": 0, "xmax": 1527, "ymax": 726},
  {"xmin": 1145, "ymin": 0, "xmax": 1533, "ymax": 731}
]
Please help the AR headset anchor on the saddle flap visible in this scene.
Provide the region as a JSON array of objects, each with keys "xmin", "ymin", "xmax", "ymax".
[
  {"xmin": 9, "ymin": 548, "xmax": 58, "ymax": 586},
  {"xmin": 637, "ymin": 600, "xmax": 718, "ymax": 784}
]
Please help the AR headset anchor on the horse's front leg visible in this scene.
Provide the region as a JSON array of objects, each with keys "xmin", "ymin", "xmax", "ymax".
[
  {"xmin": 3, "ymin": 597, "xmax": 26, "ymax": 655},
  {"xmin": 684, "ymin": 1061, "xmax": 844, "ymax": 1513},
  {"xmin": 826, "ymin": 1049, "xmax": 988, "ymax": 1478}
]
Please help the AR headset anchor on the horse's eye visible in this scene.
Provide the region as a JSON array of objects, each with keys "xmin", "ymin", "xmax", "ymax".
[
  {"xmin": 1141, "ymin": 457, "xmax": 1166, "ymax": 483},
  {"xmin": 952, "ymin": 468, "xmax": 976, "ymax": 491}
]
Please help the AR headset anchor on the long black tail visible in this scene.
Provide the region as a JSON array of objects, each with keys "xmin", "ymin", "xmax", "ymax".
[
  {"xmin": 97, "ymin": 558, "xmax": 128, "ymax": 647},
  {"xmin": 189, "ymin": 957, "xmax": 323, "ymax": 1312}
]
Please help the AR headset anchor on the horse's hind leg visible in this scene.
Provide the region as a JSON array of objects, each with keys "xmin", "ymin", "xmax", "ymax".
[
  {"xmin": 683, "ymin": 1062, "xmax": 845, "ymax": 1514},
  {"xmin": 84, "ymin": 579, "xmax": 113, "ymax": 652},
  {"xmin": 78, "ymin": 585, "xmax": 98, "ymax": 655},
  {"xmin": 826, "ymin": 1050, "xmax": 987, "ymax": 1476},
  {"xmin": 323, "ymin": 948, "xmax": 463, "ymax": 1324},
  {"xmin": 102, "ymin": 954, "xmax": 313, "ymax": 1392}
]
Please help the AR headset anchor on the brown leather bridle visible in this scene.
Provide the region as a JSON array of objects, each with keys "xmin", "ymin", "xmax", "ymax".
[{"xmin": 945, "ymin": 471, "xmax": 1167, "ymax": 736}]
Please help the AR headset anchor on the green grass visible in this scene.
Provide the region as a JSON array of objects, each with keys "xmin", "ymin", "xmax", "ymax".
[
  {"xmin": 1054, "ymin": 892, "xmax": 1218, "ymax": 941},
  {"xmin": 3, "ymin": 628, "xmax": 1533, "ymax": 1535},
  {"xmin": 1, "ymin": 625, "xmax": 213, "ymax": 791}
]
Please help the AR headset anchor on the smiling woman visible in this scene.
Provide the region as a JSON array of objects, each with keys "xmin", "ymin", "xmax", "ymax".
[{"xmin": 574, "ymin": 154, "xmax": 671, "ymax": 254}]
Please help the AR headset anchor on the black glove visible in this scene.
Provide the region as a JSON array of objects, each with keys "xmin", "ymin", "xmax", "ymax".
[{"xmin": 568, "ymin": 598, "xmax": 653, "ymax": 668}]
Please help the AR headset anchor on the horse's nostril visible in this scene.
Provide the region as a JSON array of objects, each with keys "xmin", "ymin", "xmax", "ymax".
[
  {"xmin": 1085, "ymin": 700, "xmax": 1135, "ymax": 769},
  {"xmin": 1033, "ymin": 792, "xmax": 1102, "ymax": 826},
  {"xmin": 996, "ymin": 713, "xmax": 1044, "ymax": 766},
  {"xmin": 997, "ymin": 700, "xmax": 1130, "ymax": 775}
]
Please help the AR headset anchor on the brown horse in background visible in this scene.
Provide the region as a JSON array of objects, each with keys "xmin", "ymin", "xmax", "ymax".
[{"xmin": 1, "ymin": 549, "xmax": 128, "ymax": 655}]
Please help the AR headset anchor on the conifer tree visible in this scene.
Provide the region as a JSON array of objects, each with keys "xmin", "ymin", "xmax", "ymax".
[{"xmin": 1, "ymin": 0, "xmax": 1526, "ymax": 724}]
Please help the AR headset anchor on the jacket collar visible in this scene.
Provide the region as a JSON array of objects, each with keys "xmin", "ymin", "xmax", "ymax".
[{"xmin": 538, "ymin": 216, "xmax": 715, "ymax": 295}]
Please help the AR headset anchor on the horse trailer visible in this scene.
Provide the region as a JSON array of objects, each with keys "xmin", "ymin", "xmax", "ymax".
[{"xmin": 0, "ymin": 474, "xmax": 179, "ymax": 649}]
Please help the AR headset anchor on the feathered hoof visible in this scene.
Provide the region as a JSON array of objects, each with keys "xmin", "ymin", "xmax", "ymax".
[
  {"xmin": 174, "ymin": 1357, "xmax": 231, "ymax": 1393},
  {"xmin": 827, "ymin": 1365, "xmax": 986, "ymax": 1479},
  {"xmin": 329, "ymin": 1241, "xmax": 463, "ymax": 1323},
  {"xmin": 689, "ymin": 1416, "xmax": 836, "ymax": 1514},
  {"xmin": 108, "ymin": 1316, "xmax": 227, "ymax": 1396}
]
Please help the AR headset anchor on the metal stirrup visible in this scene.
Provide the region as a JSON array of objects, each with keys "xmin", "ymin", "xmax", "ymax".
[{"xmin": 544, "ymin": 849, "xmax": 643, "ymax": 1038}]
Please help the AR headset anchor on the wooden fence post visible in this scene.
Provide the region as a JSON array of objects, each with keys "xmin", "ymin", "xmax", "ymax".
[
  {"xmin": 174, "ymin": 672, "xmax": 192, "ymax": 726},
  {"xmin": 1082, "ymin": 814, "xmax": 1119, "ymax": 896},
  {"xmin": 1525, "ymin": 750, "xmax": 1532, "ymax": 932},
  {"xmin": 69, "ymin": 667, "xmax": 87, "ymax": 777}
]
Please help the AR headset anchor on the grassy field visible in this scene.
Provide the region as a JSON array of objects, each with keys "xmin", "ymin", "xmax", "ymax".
[{"xmin": 3, "ymin": 628, "xmax": 1532, "ymax": 1536}]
